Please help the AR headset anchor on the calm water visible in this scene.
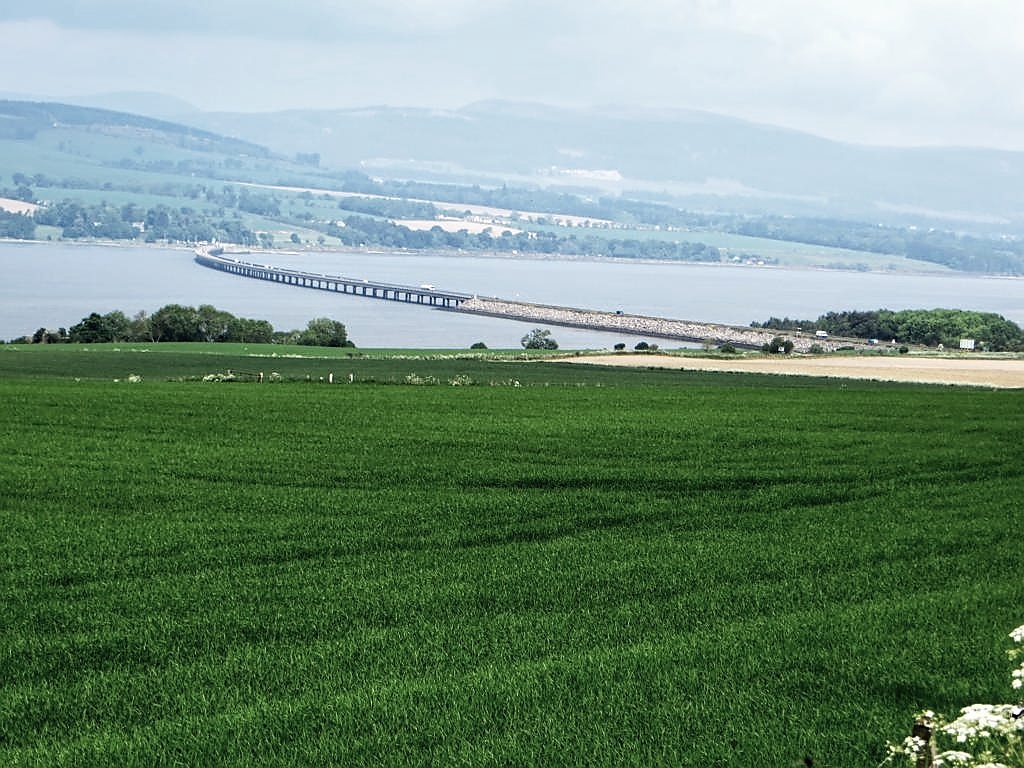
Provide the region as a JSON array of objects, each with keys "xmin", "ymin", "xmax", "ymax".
[{"xmin": 2, "ymin": 241, "xmax": 1021, "ymax": 348}]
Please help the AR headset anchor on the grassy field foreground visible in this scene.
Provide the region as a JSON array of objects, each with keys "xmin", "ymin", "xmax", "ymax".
[{"xmin": 1, "ymin": 345, "xmax": 1023, "ymax": 766}]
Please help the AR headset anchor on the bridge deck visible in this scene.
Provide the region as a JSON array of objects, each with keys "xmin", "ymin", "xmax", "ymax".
[{"xmin": 194, "ymin": 249, "xmax": 473, "ymax": 308}]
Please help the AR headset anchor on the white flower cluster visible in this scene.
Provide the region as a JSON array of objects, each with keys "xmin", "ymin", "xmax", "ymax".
[
  {"xmin": 932, "ymin": 750, "xmax": 975, "ymax": 766},
  {"xmin": 403, "ymin": 373, "xmax": 439, "ymax": 385},
  {"xmin": 1010, "ymin": 625, "xmax": 1024, "ymax": 691},
  {"xmin": 941, "ymin": 704, "xmax": 1024, "ymax": 743},
  {"xmin": 880, "ymin": 625, "xmax": 1024, "ymax": 768},
  {"xmin": 887, "ymin": 734, "xmax": 928, "ymax": 760}
]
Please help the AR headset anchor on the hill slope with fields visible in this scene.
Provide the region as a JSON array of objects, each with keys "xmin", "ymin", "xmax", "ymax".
[{"xmin": 3, "ymin": 98, "xmax": 1024, "ymax": 274}]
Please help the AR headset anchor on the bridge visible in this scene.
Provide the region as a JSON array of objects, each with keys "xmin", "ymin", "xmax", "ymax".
[
  {"xmin": 194, "ymin": 247, "xmax": 874, "ymax": 352},
  {"xmin": 194, "ymin": 248, "xmax": 474, "ymax": 309}
]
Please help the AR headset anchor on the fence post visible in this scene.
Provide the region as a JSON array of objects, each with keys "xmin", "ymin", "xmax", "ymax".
[{"xmin": 912, "ymin": 720, "xmax": 934, "ymax": 768}]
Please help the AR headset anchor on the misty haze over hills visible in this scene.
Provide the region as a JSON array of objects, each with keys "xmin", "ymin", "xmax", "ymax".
[
  {"xmin": 185, "ymin": 100, "xmax": 1024, "ymax": 230},
  {"xmin": 10, "ymin": 90, "xmax": 1024, "ymax": 233}
]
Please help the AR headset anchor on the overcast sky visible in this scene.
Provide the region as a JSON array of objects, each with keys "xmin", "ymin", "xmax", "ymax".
[{"xmin": 1, "ymin": 1, "xmax": 1022, "ymax": 149}]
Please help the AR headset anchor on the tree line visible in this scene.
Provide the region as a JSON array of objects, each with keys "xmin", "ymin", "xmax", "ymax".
[
  {"xmin": 31, "ymin": 198, "xmax": 264, "ymax": 245},
  {"xmin": 8, "ymin": 305, "xmax": 353, "ymax": 348},
  {"xmin": 752, "ymin": 308, "xmax": 1024, "ymax": 351},
  {"xmin": 325, "ymin": 214, "xmax": 723, "ymax": 262},
  {"xmin": 6, "ymin": 167, "xmax": 1024, "ymax": 273},
  {"xmin": 0, "ymin": 209, "xmax": 35, "ymax": 239},
  {"xmin": 5, "ymin": 177, "xmax": 726, "ymax": 262},
  {"xmin": 736, "ymin": 217, "xmax": 1024, "ymax": 275},
  {"xmin": 327, "ymin": 174, "xmax": 1024, "ymax": 273}
]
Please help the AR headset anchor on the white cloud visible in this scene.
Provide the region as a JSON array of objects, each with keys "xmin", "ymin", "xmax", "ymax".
[{"xmin": 1, "ymin": 1, "xmax": 1024, "ymax": 148}]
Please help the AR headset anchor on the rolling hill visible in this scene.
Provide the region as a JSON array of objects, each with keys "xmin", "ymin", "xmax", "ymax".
[
  {"xmin": 3, "ymin": 97, "xmax": 1024, "ymax": 274},
  {"xmin": 180, "ymin": 100, "xmax": 1024, "ymax": 229}
]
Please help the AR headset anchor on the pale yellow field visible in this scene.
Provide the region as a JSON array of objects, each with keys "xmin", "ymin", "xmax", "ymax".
[
  {"xmin": 560, "ymin": 353, "xmax": 1024, "ymax": 388},
  {"xmin": 0, "ymin": 197, "xmax": 38, "ymax": 215}
]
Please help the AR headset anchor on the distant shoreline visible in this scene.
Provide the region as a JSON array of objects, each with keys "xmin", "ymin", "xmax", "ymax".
[{"xmin": 1, "ymin": 236, "xmax": 1002, "ymax": 280}]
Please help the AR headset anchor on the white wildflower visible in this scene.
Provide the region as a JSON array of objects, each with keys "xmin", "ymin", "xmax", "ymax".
[
  {"xmin": 934, "ymin": 751, "xmax": 975, "ymax": 766},
  {"xmin": 942, "ymin": 704, "xmax": 1024, "ymax": 743}
]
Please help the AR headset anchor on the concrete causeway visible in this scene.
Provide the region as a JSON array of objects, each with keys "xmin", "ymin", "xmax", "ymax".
[{"xmin": 455, "ymin": 297, "xmax": 866, "ymax": 352}]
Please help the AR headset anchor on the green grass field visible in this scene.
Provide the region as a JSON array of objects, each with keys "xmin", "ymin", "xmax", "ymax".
[{"xmin": 2, "ymin": 345, "xmax": 1022, "ymax": 766}]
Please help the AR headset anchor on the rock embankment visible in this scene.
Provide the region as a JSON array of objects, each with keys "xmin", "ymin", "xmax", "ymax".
[{"xmin": 457, "ymin": 297, "xmax": 836, "ymax": 351}]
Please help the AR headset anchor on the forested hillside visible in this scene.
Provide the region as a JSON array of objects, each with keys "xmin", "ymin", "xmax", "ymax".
[{"xmin": 2, "ymin": 99, "xmax": 1024, "ymax": 274}]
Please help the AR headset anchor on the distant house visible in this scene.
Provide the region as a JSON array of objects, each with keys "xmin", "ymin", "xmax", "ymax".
[{"xmin": 960, "ymin": 339, "xmax": 976, "ymax": 351}]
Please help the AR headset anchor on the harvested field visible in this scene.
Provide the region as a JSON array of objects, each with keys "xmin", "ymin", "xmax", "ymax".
[
  {"xmin": 561, "ymin": 352, "xmax": 1024, "ymax": 388},
  {"xmin": 0, "ymin": 197, "xmax": 38, "ymax": 215}
]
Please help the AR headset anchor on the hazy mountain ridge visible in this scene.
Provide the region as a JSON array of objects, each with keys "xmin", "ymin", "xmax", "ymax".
[
  {"xmin": 47, "ymin": 93, "xmax": 1024, "ymax": 228},
  {"xmin": 0, "ymin": 99, "xmax": 269, "ymax": 158},
  {"xmin": 150, "ymin": 100, "xmax": 1022, "ymax": 229},
  {"xmin": 4, "ymin": 97, "xmax": 1024, "ymax": 274},
  {"xmin": 6, "ymin": 95, "xmax": 1024, "ymax": 236}
]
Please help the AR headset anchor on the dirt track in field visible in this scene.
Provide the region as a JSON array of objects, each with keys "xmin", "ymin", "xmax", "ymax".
[{"xmin": 559, "ymin": 353, "xmax": 1024, "ymax": 388}]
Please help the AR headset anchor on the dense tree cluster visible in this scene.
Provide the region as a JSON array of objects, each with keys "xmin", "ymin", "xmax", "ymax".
[
  {"xmin": 12, "ymin": 305, "xmax": 352, "ymax": 347},
  {"xmin": 735, "ymin": 216, "xmax": 1024, "ymax": 275},
  {"xmin": 520, "ymin": 328, "xmax": 558, "ymax": 350},
  {"xmin": 295, "ymin": 317, "xmax": 350, "ymax": 347},
  {"xmin": 325, "ymin": 215, "xmax": 722, "ymax": 262},
  {"xmin": 0, "ymin": 209, "xmax": 35, "ymax": 239},
  {"xmin": 336, "ymin": 196, "xmax": 438, "ymax": 220},
  {"xmin": 753, "ymin": 308, "xmax": 1024, "ymax": 351},
  {"xmin": 32, "ymin": 199, "xmax": 260, "ymax": 245}
]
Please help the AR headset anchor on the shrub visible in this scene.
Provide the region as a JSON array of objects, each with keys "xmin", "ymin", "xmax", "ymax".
[
  {"xmin": 470, "ymin": 341, "xmax": 487, "ymax": 350},
  {"xmin": 521, "ymin": 328, "xmax": 558, "ymax": 350},
  {"xmin": 634, "ymin": 341, "xmax": 650, "ymax": 351},
  {"xmin": 718, "ymin": 343, "xmax": 737, "ymax": 354}
]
